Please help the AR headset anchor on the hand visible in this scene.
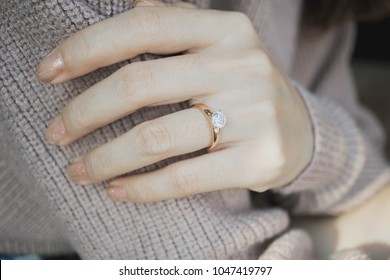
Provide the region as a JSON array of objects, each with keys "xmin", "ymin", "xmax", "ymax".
[{"xmin": 36, "ymin": 0, "xmax": 313, "ymax": 203}]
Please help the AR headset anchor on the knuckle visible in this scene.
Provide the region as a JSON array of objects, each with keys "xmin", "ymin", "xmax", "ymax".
[
  {"xmin": 229, "ymin": 11, "xmax": 252, "ymax": 27},
  {"xmin": 132, "ymin": 8, "xmax": 165, "ymax": 37},
  {"xmin": 230, "ymin": 50, "xmax": 273, "ymax": 85},
  {"xmin": 243, "ymin": 100, "xmax": 279, "ymax": 132},
  {"xmin": 72, "ymin": 33, "xmax": 95, "ymax": 64},
  {"xmin": 84, "ymin": 152, "xmax": 107, "ymax": 181},
  {"xmin": 62, "ymin": 99, "xmax": 93, "ymax": 132},
  {"xmin": 130, "ymin": 64, "xmax": 156, "ymax": 101},
  {"xmin": 226, "ymin": 11, "xmax": 255, "ymax": 35},
  {"xmin": 245, "ymin": 49, "xmax": 274, "ymax": 78},
  {"xmin": 170, "ymin": 165, "xmax": 198, "ymax": 195},
  {"xmin": 251, "ymin": 49, "xmax": 272, "ymax": 67},
  {"xmin": 113, "ymin": 64, "xmax": 148, "ymax": 107},
  {"xmin": 118, "ymin": 63, "xmax": 156, "ymax": 106},
  {"xmin": 137, "ymin": 121, "xmax": 174, "ymax": 155}
]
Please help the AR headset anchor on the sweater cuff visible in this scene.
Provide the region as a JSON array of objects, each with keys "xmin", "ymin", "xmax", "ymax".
[{"xmin": 276, "ymin": 82, "xmax": 361, "ymax": 195}]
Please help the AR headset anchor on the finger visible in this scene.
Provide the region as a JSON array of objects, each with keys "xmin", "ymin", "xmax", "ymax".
[
  {"xmin": 45, "ymin": 54, "xmax": 220, "ymax": 146},
  {"xmin": 106, "ymin": 148, "xmax": 241, "ymax": 203},
  {"xmin": 35, "ymin": 6, "xmax": 233, "ymax": 83},
  {"xmin": 133, "ymin": 0, "xmax": 167, "ymax": 8},
  {"xmin": 66, "ymin": 108, "xmax": 217, "ymax": 184},
  {"xmin": 134, "ymin": 0, "xmax": 198, "ymax": 9}
]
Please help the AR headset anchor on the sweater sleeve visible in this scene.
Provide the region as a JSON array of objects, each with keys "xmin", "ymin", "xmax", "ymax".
[{"xmin": 274, "ymin": 22, "xmax": 390, "ymax": 215}]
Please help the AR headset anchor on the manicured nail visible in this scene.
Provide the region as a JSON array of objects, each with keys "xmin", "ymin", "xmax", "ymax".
[
  {"xmin": 67, "ymin": 159, "xmax": 89, "ymax": 183},
  {"xmin": 107, "ymin": 184, "xmax": 128, "ymax": 201},
  {"xmin": 46, "ymin": 116, "xmax": 66, "ymax": 144},
  {"xmin": 35, "ymin": 51, "xmax": 64, "ymax": 83}
]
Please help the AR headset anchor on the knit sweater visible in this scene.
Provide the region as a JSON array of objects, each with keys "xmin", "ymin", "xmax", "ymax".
[{"xmin": 0, "ymin": 0, "xmax": 388, "ymax": 259}]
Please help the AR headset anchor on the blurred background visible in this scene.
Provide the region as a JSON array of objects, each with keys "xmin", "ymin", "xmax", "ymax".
[{"xmin": 352, "ymin": 17, "xmax": 390, "ymax": 159}]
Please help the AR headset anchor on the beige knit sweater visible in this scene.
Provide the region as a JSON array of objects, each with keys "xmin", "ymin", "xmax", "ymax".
[{"xmin": 0, "ymin": 0, "xmax": 388, "ymax": 259}]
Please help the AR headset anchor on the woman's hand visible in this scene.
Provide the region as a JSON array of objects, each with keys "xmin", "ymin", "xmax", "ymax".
[{"xmin": 36, "ymin": 0, "xmax": 313, "ymax": 203}]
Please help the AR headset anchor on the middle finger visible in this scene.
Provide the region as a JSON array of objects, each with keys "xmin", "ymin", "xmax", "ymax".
[{"xmin": 46, "ymin": 54, "xmax": 222, "ymax": 145}]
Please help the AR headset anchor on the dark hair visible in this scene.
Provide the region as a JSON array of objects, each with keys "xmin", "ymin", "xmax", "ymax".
[{"xmin": 303, "ymin": 0, "xmax": 390, "ymax": 31}]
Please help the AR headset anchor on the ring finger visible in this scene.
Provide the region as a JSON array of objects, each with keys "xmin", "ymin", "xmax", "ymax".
[{"xmin": 67, "ymin": 107, "xmax": 229, "ymax": 184}]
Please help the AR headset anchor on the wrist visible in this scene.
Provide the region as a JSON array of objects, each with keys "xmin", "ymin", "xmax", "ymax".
[{"xmin": 272, "ymin": 82, "xmax": 314, "ymax": 188}]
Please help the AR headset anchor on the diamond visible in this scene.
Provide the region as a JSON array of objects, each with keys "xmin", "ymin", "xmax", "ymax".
[{"xmin": 211, "ymin": 110, "xmax": 227, "ymax": 128}]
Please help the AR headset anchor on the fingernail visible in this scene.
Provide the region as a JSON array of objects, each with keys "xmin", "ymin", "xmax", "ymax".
[
  {"xmin": 35, "ymin": 51, "xmax": 64, "ymax": 83},
  {"xmin": 67, "ymin": 159, "xmax": 89, "ymax": 183},
  {"xmin": 107, "ymin": 184, "xmax": 128, "ymax": 201},
  {"xmin": 46, "ymin": 116, "xmax": 67, "ymax": 144}
]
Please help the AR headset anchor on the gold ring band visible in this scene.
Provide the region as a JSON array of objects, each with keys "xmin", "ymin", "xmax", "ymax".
[{"xmin": 191, "ymin": 103, "xmax": 227, "ymax": 151}]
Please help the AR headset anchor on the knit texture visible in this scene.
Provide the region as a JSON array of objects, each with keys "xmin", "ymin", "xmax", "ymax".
[
  {"xmin": 259, "ymin": 229, "xmax": 312, "ymax": 260},
  {"xmin": 331, "ymin": 249, "xmax": 370, "ymax": 260},
  {"xmin": 0, "ymin": 0, "xmax": 388, "ymax": 259}
]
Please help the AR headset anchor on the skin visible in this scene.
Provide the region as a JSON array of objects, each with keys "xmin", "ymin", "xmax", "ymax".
[
  {"xmin": 36, "ymin": 0, "xmax": 313, "ymax": 203},
  {"xmin": 294, "ymin": 186, "xmax": 390, "ymax": 259}
]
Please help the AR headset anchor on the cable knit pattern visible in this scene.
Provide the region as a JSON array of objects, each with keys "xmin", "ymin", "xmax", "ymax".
[{"xmin": 0, "ymin": 0, "xmax": 388, "ymax": 259}]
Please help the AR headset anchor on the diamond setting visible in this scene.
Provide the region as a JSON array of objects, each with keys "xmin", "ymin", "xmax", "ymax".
[{"xmin": 211, "ymin": 110, "xmax": 227, "ymax": 129}]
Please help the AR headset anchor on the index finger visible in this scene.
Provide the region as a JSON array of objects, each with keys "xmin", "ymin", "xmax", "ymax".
[{"xmin": 35, "ymin": 6, "xmax": 236, "ymax": 83}]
